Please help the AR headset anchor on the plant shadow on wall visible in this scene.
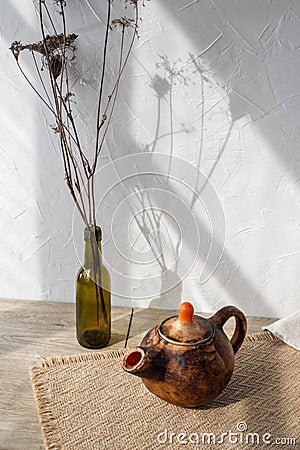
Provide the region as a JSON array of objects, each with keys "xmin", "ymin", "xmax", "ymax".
[
  {"xmin": 102, "ymin": 55, "xmax": 196, "ymax": 308},
  {"xmin": 127, "ymin": 56, "xmax": 190, "ymax": 308},
  {"xmin": 160, "ymin": 0, "xmax": 300, "ymax": 318},
  {"xmin": 107, "ymin": 51, "xmax": 269, "ymax": 314},
  {"xmin": 128, "ymin": 188, "xmax": 183, "ymax": 308}
]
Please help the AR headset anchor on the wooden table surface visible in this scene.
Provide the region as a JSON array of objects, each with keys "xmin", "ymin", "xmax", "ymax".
[{"xmin": 0, "ymin": 298, "xmax": 277, "ymax": 450}]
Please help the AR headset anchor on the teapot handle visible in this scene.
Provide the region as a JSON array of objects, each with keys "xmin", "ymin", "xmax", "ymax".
[{"xmin": 209, "ymin": 306, "xmax": 247, "ymax": 354}]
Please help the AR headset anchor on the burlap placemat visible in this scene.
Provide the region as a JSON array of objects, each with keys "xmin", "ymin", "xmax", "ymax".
[{"xmin": 30, "ymin": 332, "xmax": 299, "ymax": 450}]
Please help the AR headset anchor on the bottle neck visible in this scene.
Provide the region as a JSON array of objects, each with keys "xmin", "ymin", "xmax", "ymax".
[{"xmin": 84, "ymin": 226, "xmax": 102, "ymax": 269}]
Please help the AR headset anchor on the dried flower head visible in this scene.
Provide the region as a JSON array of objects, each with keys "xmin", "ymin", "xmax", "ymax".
[
  {"xmin": 10, "ymin": 33, "xmax": 77, "ymax": 59},
  {"xmin": 10, "ymin": 33, "xmax": 77, "ymax": 78},
  {"xmin": 124, "ymin": 0, "xmax": 150, "ymax": 6},
  {"xmin": 10, "ymin": 41, "xmax": 22, "ymax": 60},
  {"xmin": 111, "ymin": 17, "xmax": 136, "ymax": 29}
]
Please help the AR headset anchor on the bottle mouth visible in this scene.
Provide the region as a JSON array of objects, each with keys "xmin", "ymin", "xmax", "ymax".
[{"xmin": 84, "ymin": 226, "xmax": 102, "ymax": 241}]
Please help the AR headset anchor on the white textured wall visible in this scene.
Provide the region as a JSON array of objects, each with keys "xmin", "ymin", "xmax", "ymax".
[{"xmin": 1, "ymin": 0, "xmax": 300, "ymax": 318}]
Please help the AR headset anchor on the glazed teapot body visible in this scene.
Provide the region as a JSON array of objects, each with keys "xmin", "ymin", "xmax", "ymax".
[{"xmin": 122, "ymin": 303, "xmax": 247, "ymax": 407}]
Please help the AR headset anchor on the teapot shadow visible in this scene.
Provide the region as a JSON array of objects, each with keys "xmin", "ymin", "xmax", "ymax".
[
  {"xmin": 199, "ymin": 340, "xmax": 275, "ymax": 410},
  {"xmin": 199, "ymin": 376, "xmax": 253, "ymax": 410}
]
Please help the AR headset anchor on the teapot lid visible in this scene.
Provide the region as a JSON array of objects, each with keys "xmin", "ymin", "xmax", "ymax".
[{"xmin": 158, "ymin": 302, "xmax": 214, "ymax": 345}]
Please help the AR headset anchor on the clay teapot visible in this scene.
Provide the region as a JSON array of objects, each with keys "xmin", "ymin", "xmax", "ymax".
[{"xmin": 122, "ymin": 302, "xmax": 247, "ymax": 407}]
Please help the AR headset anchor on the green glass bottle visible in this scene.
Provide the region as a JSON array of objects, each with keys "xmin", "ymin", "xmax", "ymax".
[{"xmin": 76, "ymin": 226, "xmax": 111, "ymax": 349}]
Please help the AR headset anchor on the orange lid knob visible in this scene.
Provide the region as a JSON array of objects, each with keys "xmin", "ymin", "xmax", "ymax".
[{"xmin": 178, "ymin": 302, "xmax": 194, "ymax": 324}]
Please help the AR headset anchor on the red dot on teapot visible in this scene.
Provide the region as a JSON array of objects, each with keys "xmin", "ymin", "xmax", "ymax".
[{"xmin": 178, "ymin": 302, "xmax": 194, "ymax": 324}]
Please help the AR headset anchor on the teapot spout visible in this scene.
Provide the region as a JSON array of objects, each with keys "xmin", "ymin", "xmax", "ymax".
[{"xmin": 122, "ymin": 346, "xmax": 158, "ymax": 379}]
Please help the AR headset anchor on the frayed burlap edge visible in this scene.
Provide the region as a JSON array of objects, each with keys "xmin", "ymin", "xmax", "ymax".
[
  {"xmin": 30, "ymin": 349, "xmax": 127, "ymax": 450},
  {"xmin": 29, "ymin": 331, "xmax": 280, "ymax": 450},
  {"xmin": 32, "ymin": 347, "xmax": 128, "ymax": 370},
  {"xmin": 244, "ymin": 330, "xmax": 280, "ymax": 343}
]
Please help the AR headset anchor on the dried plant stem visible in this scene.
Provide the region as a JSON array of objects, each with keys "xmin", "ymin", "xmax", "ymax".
[
  {"xmin": 94, "ymin": 4, "xmax": 139, "ymax": 164},
  {"xmin": 91, "ymin": 24, "xmax": 126, "ymax": 224},
  {"xmin": 32, "ymin": 52, "xmax": 53, "ymax": 108},
  {"xmin": 43, "ymin": 1, "xmax": 58, "ymax": 34},
  {"xmin": 91, "ymin": 231, "xmax": 108, "ymax": 327},
  {"xmin": 38, "ymin": 1, "xmax": 90, "ymax": 226},
  {"xmin": 91, "ymin": 3, "xmax": 139, "ymax": 224},
  {"xmin": 94, "ymin": 0, "xmax": 111, "ymax": 161},
  {"xmin": 10, "ymin": 0, "xmax": 143, "ymax": 230}
]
